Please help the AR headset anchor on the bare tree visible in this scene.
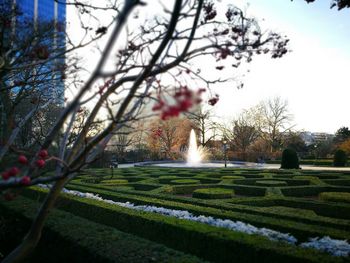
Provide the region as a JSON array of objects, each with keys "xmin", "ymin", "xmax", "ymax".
[
  {"xmin": 259, "ymin": 96, "xmax": 294, "ymax": 153},
  {"xmin": 66, "ymin": 107, "xmax": 104, "ymax": 147},
  {"xmin": 222, "ymin": 108, "xmax": 261, "ymax": 161},
  {"xmin": 147, "ymin": 117, "xmax": 192, "ymax": 159},
  {"xmin": 107, "ymin": 128, "xmax": 135, "ymax": 162},
  {"xmin": 186, "ymin": 105, "xmax": 218, "ymax": 147},
  {"xmin": 0, "ymin": 1, "xmax": 290, "ymax": 261}
]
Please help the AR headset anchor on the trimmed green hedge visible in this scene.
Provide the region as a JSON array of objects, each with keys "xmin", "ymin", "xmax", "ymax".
[
  {"xmin": 221, "ymin": 175, "xmax": 245, "ymax": 180},
  {"xmin": 23, "ymin": 186, "xmax": 350, "ymax": 241},
  {"xmin": 275, "ymin": 199, "xmax": 350, "ymax": 221},
  {"xmin": 319, "ymin": 192, "xmax": 350, "ymax": 204},
  {"xmin": 170, "ymin": 179, "xmax": 200, "ymax": 185},
  {"xmin": 256, "ymin": 180, "xmax": 288, "ymax": 187},
  {"xmin": 101, "ymin": 179, "xmax": 128, "ymax": 185},
  {"xmin": 0, "ymin": 197, "xmax": 204, "ymax": 263},
  {"xmin": 69, "ymin": 177, "xmax": 350, "ymax": 231},
  {"xmin": 324, "ymin": 180, "xmax": 350, "ymax": 187},
  {"xmin": 281, "ymin": 186, "xmax": 350, "ymax": 198},
  {"xmin": 193, "ymin": 188, "xmax": 234, "ymax": 199},
  {"xmin": 19, "ymin": 188, "xmax": 345, "ymax": 263}
]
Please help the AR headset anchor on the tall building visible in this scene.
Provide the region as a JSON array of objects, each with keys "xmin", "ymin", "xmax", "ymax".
[
  {"xmin": 15, "ymin": 0, "xmax": 66, "ymax": 27},
  {"xmin": 0, "ymin": 0, "xmax": 66, "ymax": 147},
  {"xmin": 1, "ymin": 0, "xmax": 66, "ymax": 104}
]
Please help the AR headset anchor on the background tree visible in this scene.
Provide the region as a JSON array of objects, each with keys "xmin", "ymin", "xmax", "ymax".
[
  {"xmin": 222, "ymin": 108, "xmax": 261, "ymax": 161},
  {"xmin": 338, "ymin": 139, "xmax": 350, "ymax": 156},
  {"xmin": 186, "ymin": 105, "xmax": 218, "ymax": 147},
  {"xmin": 66, "ymin": 107, "xmax": 104, "ymax": 148},
  {"xmin": 147, "ymin": 117, "xmax": 192, "ymax": 159},
  {"xmin": 334, "ymin": 127, "xmax": 350, "ymax": 144},
  {"xmin": 283, "ymin": 131, "xmax": 308, "ymax": 154},
  {"xmin": 259, "ymin": 96, "xmax": 294, "ymax": 153},
  {"xmin": 107, "ymin": 128, "xmax": 135, "ymax": 163}
]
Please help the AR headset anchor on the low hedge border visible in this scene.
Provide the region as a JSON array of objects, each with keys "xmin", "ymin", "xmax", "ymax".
[
  {"xmin": 193, "ymin": 188, "xmax": 234, "ymax": 199},
  {"xmin": 275, "ymin": 199, "xmax": 350, "ymax": 220},
  {"xmin": 281, "ymin": 186, "xmax": 350, "ymax": 198},
  {"xmin": 23, "ymin": 186, "xmax": 350, "ymax": 241},
  {"xmin": 256, "ymin": 180, "xmax": 288, "ymax": 187},
  {"xmin": 170, "ymin": 179, "xmax": 200, "ymax": 185},
  {"xmin": 20, "ymin": 188, "xmax": 346, "ymax": 263},
  {"xmin": 319, "ymin": 192, "xmax": 350, "ymax": 204},
  {"xmin": 0, "ymin": 197, "xmax": 204, "ymax": 263},
  {"xmin": 66, "ymin": 182, "xmax": 350, "ymax": 234},
  {"xmin": 323, "ymin": 180, "xmax": 350, "ymax": 187}
]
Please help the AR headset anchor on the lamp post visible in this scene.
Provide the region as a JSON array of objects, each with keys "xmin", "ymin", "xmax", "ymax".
[
  {"xmin": 314, "ymin": 144, "xmax": 317, "ymax": 166},
  {"xmin": 222, "ymin": 138, "xmax": 228, "ymax": 168}
]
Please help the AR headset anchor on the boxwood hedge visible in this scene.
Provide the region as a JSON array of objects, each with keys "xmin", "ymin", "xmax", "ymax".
[
  {"xmin": 0, "ymin": 197, "xmax": 204, "ymax": 263},
  {"xmin": 18, "ymin": 188, "xmax": 346, "ymax": 263},
  {"xmin": 193, "ymin": 188, "xmax": 234, "ymax": 199}
]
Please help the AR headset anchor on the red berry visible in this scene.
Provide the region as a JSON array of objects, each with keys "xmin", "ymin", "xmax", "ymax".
[
  {"xmin": 36, "ymin": 159, "xmax": 46, "ymax": 168},
  {"xmin": 20, "ymin": 176, "xmax": 31, "ymax": 185},
  {"xmin": 38, "ymin": 149, "xmax": 48, "ymax": 159},
  {"xmin": 18, "ymin": 155, "xmax": 28, "ymax": 165},
  {"xmin": 9, "ymin": 167, "xmax": 20, "ymax": 176},
  {"xmin": 2, "ymin": 171, "xmax": 10, "ymax": 180}
]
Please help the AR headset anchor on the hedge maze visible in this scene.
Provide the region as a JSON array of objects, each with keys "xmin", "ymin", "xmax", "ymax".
[{"xmin": 2, "ymin": 167, "xmax": 350, "ymax": 262}]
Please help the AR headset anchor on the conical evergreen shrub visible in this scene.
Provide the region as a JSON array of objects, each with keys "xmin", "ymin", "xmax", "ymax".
[
  {"xmin": 280, "ymin": 148, "xmax": 299, "ymax": 169},
  {"xmin": 333, "ymin": 149, "xmax": 347, "ymax": 167}
]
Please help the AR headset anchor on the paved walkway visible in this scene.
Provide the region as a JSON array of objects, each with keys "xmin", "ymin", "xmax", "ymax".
[
  {"xmin": 118, "ymin": 162, "xmax": 350, "ymax": 171},
  {"xmin": 262, "ymin": 164, "xmax": 350, "ymax": 171}
]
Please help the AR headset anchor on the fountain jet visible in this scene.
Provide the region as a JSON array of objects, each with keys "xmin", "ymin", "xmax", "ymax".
[{"xmin": 186, "ymin": 129, "xmax": 202, "ymax": 166}]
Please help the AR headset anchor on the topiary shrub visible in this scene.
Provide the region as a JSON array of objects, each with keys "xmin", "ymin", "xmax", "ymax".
[
  {"xmin": 280, "ymin": 148, "xmax": 299, "ymax": 169},
  {"xmin": 333, "ymin": 149, "xmax": 347, "ymax": 167}
]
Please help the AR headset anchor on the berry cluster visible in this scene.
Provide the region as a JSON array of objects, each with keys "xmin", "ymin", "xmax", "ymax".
[
  {"xmin": 1, "ymin": 149, "xmax": 49, "ymax": 188},
  {"xmin": 152, "ymin": 86, "xmax": 206, "ymax": 120}
]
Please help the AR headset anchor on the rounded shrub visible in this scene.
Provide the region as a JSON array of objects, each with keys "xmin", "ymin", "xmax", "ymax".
[
  {"xmin": 193, "ymin": 188, "xmax": 234, "ymax": 199},
  {"xmin": 333, "ymin": 149, "xmax": 348, "ymax": 167},
  {"xmin": 280, "ymin": 148, "xmax": 300, "ymax": 169},
  {"xmin": 319, "ymin": 192, "xmax": 350, "ymax": 204}
]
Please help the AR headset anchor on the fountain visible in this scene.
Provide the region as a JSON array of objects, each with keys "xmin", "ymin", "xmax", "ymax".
[
  {"xmin": 136, "ymin": 129, "xmax": 262, "ymax": 168},
  {"xmin": 186, "ymin": 129, "xmax": 203, "ymax": 166}
]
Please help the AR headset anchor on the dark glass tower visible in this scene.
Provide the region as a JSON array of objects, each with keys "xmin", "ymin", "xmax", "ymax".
[
  {"xmin": 0, "ymin": 0, "xmax": 66, "ymax": 147},
  {"xmin": 1, "ymin": 0, "xmax": 66, "ymax": 104}
]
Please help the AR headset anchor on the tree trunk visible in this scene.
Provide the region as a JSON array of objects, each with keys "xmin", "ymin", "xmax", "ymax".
[{"xmin": 2, "ymin": 177, "xmax": 69, "ymax": 263}]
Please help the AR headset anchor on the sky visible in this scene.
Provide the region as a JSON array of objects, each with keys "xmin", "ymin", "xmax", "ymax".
[
  {"xmin": 67, "ymin": 0, "xmax": 350, "ymax": 134},
  {"xmin": 211, "ymin": 0, "xmax": 350, "ymax": 134}
]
